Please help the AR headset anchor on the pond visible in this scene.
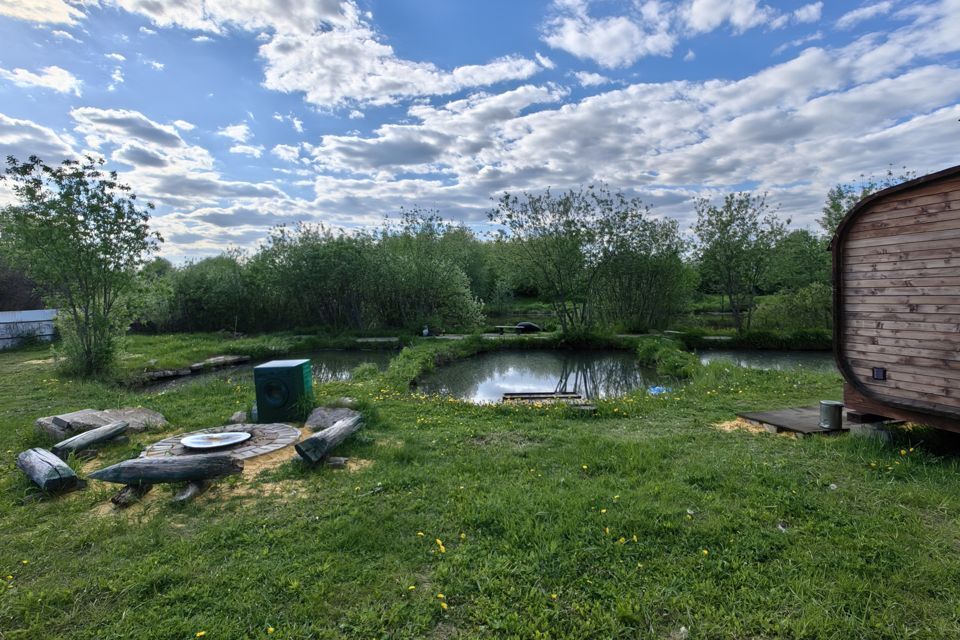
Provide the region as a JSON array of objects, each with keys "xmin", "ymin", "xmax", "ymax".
[
  {"xmin": 417, "ymin": 349, "xmax": 664, "ymax": 403},
  {"xmin": 697, "ymin": 349, "xmax": 836, "ymax": 371},
  {"xmin": 147, "ymin": 349, "xmax": 395, "ymax": 392}
]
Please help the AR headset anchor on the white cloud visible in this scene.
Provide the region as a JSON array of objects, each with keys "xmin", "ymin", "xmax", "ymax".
[
  {"xmin": 543, "ymin": 1, "xmax": 675, "ymax": 68},
  {"xmin": 535, "ymin": 52, "xmax": 556, "ymax": 69},
  {"xmin": 260, "ymin": 26, "xmax": 542, "ymax": 107},
  {"xmin": 217, "ymin": 123, "xmax": 252, "ymax": 142},
  {"xmin": 99, "ymin": 0, "xmax": 542, "ymax": 108},
  {"xmin": 144, "ymin": 59, "xmax": 164, "ymax": 70},
  {"xmin": 0, "ymin": 111, "xmax": 76, "ymax": 162},
  {"xmin": 0, "ymin": 65, "xmax": 82, "ymax": 95},
  {"xmin": 107, "ymin": 67, "xmax": 124, "ymax": 91},
  {"xmin": 172, "ymin": 119, "xmax": 195, "ymax": 131},
  {"xmin": 348, "ymin": 110, "xmax": 364, "ymax": 120},
  {"xmin": 837, "ymin": 2, "xmax": 894, "ymax": 30},
  {"xmin": 139, "ymin": 26, "xmax": 156, "ymax": 35},
  {"xmin": 574, "ymin": 71, "xmax": 610, "ymax": 86},
  {"xmin": 271, "ymin": 144, "xmax": 300, "ymax": 162},
  {"xmin": 105, "ymin": 52, "xmax": 126, "ymax": 61},
  {"xmin": 0, "ymin": 0, "xmax": 84, "ymax": 24},
  {"xmin": 682, "ymin": 0, "xmax": 775, "ymax": 34},
  {"xmin": 793, "ymin": 2, "xmax": 823, "ymax": 24},
  {"xmin": 51, "ymin": 29, "xmax": 80, "ymax": 41},
  {"xmin": 272, "ymin": 112, "xmax": 304, "ymax": 132},
  {"xmin": 773, "ymin": 31, "xmax": 824, "ymax": 56},
  {"xmin": 230, "ymin": 144, "xmax": 264, "ymax": 157},
  {"xmin": 684, "ymin": 48, "xmax": 696, "ymax": 61}
]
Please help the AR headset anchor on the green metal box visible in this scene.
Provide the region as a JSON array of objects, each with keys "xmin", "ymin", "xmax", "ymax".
[{"xmin": 254, "ymin": 359, "xmax": 313, "ymax": 422}]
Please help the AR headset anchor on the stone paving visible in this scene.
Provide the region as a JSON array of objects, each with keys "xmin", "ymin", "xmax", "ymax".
[{"xmin": 142, "ymin": 423, "xmax": 300, "ymax": 460}]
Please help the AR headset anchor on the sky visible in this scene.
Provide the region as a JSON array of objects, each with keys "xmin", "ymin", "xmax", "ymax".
[{"xmin": 0, "ymin": 0, "xmax": 958, "ymax": 260}]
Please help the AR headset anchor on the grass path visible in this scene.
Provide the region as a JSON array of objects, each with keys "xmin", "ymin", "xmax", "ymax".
[{"xmin": 2, "ymin": 337, "xmax": 959, "ymax": 638}]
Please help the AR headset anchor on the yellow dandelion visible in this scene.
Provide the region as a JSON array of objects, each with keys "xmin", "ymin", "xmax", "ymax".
[
  {"xmin": 600, "ymin": 508, "xmax": 607, "ymax": 514},
  {"xmin": 408, "ymin": 585, "xmax": 416, "ymax": 591},
  {"xmin": 900, "ymin": 449, "xmax": 907, "ymax": 456},
  {"xmin": 267, "ymin": 627, "xmax": 275, "ymax": 634},
  {"xmin": 613, "ymin": 495, "xmax": 620, "ymax": 500},
  {"xmin": 440, "ymin": 602, "xmax": 448, "ymax": 611},
  {"xmin": 604, "ymin": 527, "xmax": 609, "ymax": 535},
  {"xmin": 459, "ymin": 532, "xmax": 466, "ymax": 540},
  {"xmin": 550, "ymin": 593, "xmax": 558, "ymax": 600},
  {"xmin": 617, "ymin": 537, "xmax": 626, "ymax": 544},
  {"xmin": 436, "ymin": 593, "xmax": 445, "ymax": 599},
  {"xmin": 20, "ymin": 560, "xmax": 28, "ymax": 565},
  {"xmin": 196, "ymin": 633, "xmax": 206, "ymax": 638},
  {"xmin": 581, "ymin": 464, "xmax": 588, "ymax": 470},
  {"xmin": 417, "ymin": 531, "xmax": 425, "ymax": 537},
  {"xmin": 632, "ymin": 534, "xmax": 638, "ymax": 543},
  {"xmin": 701, "ymin": 549, "xmax": 709, "ymax": 556}
]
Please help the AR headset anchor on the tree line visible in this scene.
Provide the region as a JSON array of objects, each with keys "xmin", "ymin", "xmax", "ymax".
[{"xmin": 0, "ymin": 155, "xmax": 913, "ymax": 375}]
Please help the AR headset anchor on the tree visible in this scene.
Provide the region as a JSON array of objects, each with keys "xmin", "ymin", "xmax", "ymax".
[
  {"xmin": 693, "ymin": 192, "xmax": 785, "ymax": 334},
  {"xmin": 0, "ymin": 156, "xmax": 161, "ymax": 374},
  {"xmin": 819, "ymin": 166, "xmax": 917, "ymax": 236},
  {"xmin": 763, "ymin": 229, "xmax": 830, "ymax": 292},
  {"xmin": 490, "ymin": 185, "xmax": 666, "ymax": 335}
]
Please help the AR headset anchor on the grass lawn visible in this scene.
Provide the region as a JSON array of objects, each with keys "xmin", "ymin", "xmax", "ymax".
[{"xmin": 2, "ymin": 334, "xmax": 960, "ymax": 638}]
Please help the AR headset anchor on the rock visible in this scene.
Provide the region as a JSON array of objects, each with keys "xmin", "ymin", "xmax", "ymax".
[
  {"xmin": 229, "ymin": 410, "xmax": 248, "ymax": 424},
  {"xmin": 305, "ymin": 406, "xmax": 361, "ymax": 432},
  {"xmin": 100, "ymin": 408, "xmax": 167, "ymax": 432},
  {"xmin": 189, "ymin": 354, "xmax": 250, "ymax": 372},
  {"xmin": 36, "ymin": 407, "xmax": 167, "ymax": 439},
  {"xmin": 51, "ymin": 409, "xmax": 111, "ymax": 432},
  {"xmin": 142, "ymin": 368, "xmax": 191, "ymax": 382}
]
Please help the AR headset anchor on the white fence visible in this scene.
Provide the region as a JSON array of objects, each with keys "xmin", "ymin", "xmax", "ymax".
[{"xmin": 0, "ymin": 309, "xmax": 57, "ymax": 350}]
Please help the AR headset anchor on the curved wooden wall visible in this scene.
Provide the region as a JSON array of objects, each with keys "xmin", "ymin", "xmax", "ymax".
[{"xmin": 834, "ymin": 170, "xmax": 960, "ymax": 424}]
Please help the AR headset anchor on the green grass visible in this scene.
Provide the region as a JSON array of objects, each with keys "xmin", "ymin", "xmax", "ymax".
[{"xmin": 3, "ymin": 336, "xmax": 960, "ymax": 638}]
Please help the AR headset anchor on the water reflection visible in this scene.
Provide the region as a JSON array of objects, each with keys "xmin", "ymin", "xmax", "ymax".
[
  {"xmin": 146, "ymin": 350, "xmax": 394, "ymax": 392},
  {"xmin": 309, "ymin": 350, "xmax": 394, "ymax": 383},
  {"xmin": 697, "ymin": 349, "xmax": 835, "ymax": 371},
  {"xmin": 417, "ymin": 350, "xmax": 662, "ymax": 403}
]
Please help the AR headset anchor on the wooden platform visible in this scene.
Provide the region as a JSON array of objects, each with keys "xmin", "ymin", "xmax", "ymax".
[
  {"xmin": 502, "ymin": 392, "xmax": 596, "ymax": 412},
  {"xmin": 737, "ymin": 406, "xmax": 852, "ymax": 435}
]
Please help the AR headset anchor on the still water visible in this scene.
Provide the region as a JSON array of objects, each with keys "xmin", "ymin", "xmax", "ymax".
[
  {"xmin": 417, "ymin": 349, "xmax": 663, "ymax": 403},
  {"xmin": 697, "ymin": 349, "xmax": 836, "ymax": 371},
  {"xmin": 147, "ymin": 349, "xmax": 394, "ymax": 391}
]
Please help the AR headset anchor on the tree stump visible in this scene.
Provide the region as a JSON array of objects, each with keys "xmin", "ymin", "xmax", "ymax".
[
  {"xmin": 89, "ymin": 455, "xmax": 243, "ymax": 485},
  {"xmin": 295, "ymin": 415, "xmax": 362, "ymax": 465}
]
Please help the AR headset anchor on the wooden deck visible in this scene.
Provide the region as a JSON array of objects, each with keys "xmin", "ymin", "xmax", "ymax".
[
  {"xmin": 737, "ymin": 406, "xmax": 851, "ymax": 435},
  {"xmin": 502, "ymin": 391, "xmax": 596, "ymax": 412}
]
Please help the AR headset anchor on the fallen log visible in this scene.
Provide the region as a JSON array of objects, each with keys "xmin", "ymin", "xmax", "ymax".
[
  {"xmin": 16, "ymin": 448, "xmax": 79, "ymax": 492},
  {"xmin": 52, "ymin": 421, "xmax": 129, "ymax": 459},
  {"xmin": 111, "ymin": 483, "xmax": 153, "ymax": 508},
  {"xmin": 89, "ymin": 455, "xmax": 243, "ymax": 485},
  {"xmin": 295, "ymin": 415, "xmax": 362, "ymax": 465},
  {"xmin": 173, "ymin": 479, "xmax": 211, "ymax": 503}
]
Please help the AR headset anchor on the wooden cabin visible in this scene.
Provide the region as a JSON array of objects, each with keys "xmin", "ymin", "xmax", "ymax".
[{"xmin": 832, "ymin": 165, "xmax": 960, "ymax": 431}]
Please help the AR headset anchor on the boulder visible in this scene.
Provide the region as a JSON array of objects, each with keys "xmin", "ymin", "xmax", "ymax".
[
  {"xmin": 36, "ymin": 407, "xmax": 167, "ymax": 439},
  {"xmin": 229, "ymin": 410, "xmax": 248, "ymax": 424},
  {"xmin": 305, "ymin": 406, "xmax": 361, "ymax": 432}
]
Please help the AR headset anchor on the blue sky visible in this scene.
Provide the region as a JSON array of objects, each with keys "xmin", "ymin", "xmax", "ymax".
[{"xmin": 0, "ymin": 0, "xmax": 958, "ymax": 259}]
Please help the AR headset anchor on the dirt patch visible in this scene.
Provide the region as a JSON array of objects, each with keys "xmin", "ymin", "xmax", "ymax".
[
  {"xmin": 347, "ymin": 458, "xmax": 374, "ymax": 472},
  {"xmin": 23, "ymin": 358, "xmax": 55, "ymax": 365},
  {"xmin": 713, "ymin": 418, "xmax": 795, "ymax": 437},
  {"xmin": 376, "ymin": 437, "xmax": 405, "ymax": 448}
]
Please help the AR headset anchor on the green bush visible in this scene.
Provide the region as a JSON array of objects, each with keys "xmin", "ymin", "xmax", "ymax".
[{"xmin": 636, "ymin": 338, "xmax": 700, "ymax": 379}]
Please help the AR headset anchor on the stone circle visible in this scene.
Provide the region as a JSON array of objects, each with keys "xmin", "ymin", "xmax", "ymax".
[{"xmin": 142, "ymin": 423, "xmax": 300, "ymax": 460}]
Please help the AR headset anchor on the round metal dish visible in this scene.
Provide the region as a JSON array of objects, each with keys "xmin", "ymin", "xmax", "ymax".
[{"xmin": 180, "ymin": 431, "xmax": 252, "ymax": 449}]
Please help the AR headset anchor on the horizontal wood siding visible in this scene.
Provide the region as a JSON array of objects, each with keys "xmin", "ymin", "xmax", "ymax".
[{"xmin": 839, "ymin": 174, "xmax": 960, "ymax": 418}]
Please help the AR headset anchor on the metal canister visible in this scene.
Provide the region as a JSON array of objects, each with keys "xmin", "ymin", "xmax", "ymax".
[{"xmin": 819, "ymin": 400, "xmax": 844, "ymax": 430}]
